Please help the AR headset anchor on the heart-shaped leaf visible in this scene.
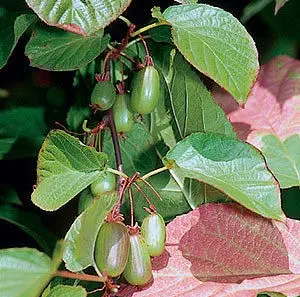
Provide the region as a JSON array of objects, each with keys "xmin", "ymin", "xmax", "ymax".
[
  {"xmin": 118, "ymin": 203, "xmax": 300, "ymax": 297},
  {"xmin": 213, "ymin": 55, "xmax": 300, "ymax": 188},
  {"xmin": 163, "ymin": 4, "xmax": 259, "ymax": 103},
  {"xmin": 0, "ymin": 245, "xmax": 62, "ymax": 297},
  {"xmin": 25, "ymin": 26, "xmax": 109, "ymax": 71},
  {"xmin": 25, "ymin": 0, "xmax": 132, "ymax": 35},
  {"xmin": 31, "ymin": 130, "xmax": 108, "ymax": 211},
  {"xmin": 164, "ymin": 132, "xmax": 284, "ymax": 220},
  {"xmin": 63, "ymin": 192, "xmax": 118, "ymax": 272}
]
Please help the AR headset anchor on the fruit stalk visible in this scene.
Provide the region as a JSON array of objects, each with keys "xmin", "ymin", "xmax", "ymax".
[{"xmin": 54, "ymin": 270, "xmax": 105, "ymax": 282}]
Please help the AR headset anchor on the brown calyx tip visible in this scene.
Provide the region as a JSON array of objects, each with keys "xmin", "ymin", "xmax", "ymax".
[
  {"xmin": 128, "ymin": 223, "xmax": 140, "ymax": 235},
  {"xmin": 116, "ymin": 81, "xmax": 127, "ymax": 94}
]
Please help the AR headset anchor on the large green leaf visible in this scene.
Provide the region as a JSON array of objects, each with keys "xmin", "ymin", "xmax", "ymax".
[
  {"xmin": 25, "ymin": 26, "xmax": 109, "ymax": 71},
  {"xmin": 163, "ymin": 4, "xmax": 259, "ymax": 103},
  {"xmin": 164, "ymin": 133, "xmax": 284, "ymax": 220},
  {"xmin": 0, "ymin": 13, "xmax": 36, "ymax": 69},
  {"xmin": 45, "ymin": 285, "xmax": 86, "ymax": 297},
  {"xmin": 0, "ymin": 247, "xmax": 60, "ymax": 297},
  {"xmin": 260, "ymin": 134, "xmax": 300, "ymax": 188},
  {"xmin": 63, "ymin": 191, "xmax": 118, "ymax": 272},
  {"xmin": 31, "ymin": 130, "xmax": 108, "ymax": 211},
  {"xmin": 0, "ymin": 204, "xmax": 56, "ymax": 255},
  {"xmin": 25, "ymin": 0, "xmax": 132, "ymax": 35}
]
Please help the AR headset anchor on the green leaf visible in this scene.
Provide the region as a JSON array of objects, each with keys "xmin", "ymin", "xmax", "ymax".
[
  {"xmin": 260, "ymin": 134, "xmax": 300, "ymax": 188},
  {"xmin": 149, "ymin": 26, "xmax": 172, "ymax": 43},
  {"xmin": 0, "ymin": 248, "xmax": 58, "ymax": 297},
  {"xmin": 102, "ymin": 122, "xmax": 159, "ymax": 176},
  {"xmin": 170, "ymin": 53, "xmax": 235, "ymax": 138},
  {"xmin": 151, "ymin": 49, "xmax": 234, "ymax": 208},
  {"xmin": 25, "ymin": 0, "xmax": 132, "ymax": 35},
  {"xmin": 63, "ymin": 191, "xmax": 118, "ymax": 272},
  {"xmin": 164, "ymin": 133, "xmax": 285, "ymax": 220},
  {"xmin": 0, "ymin": 204, "xmax": 56, "ymax": 255},
  {"xmin": 31, "ymin": 130, "xmax": 108, "ymax": 211},
  {"xmin": 0, "ymin": 107, "xmax": 48, "ymax": 160},
  {"xmin": 163, "ymin": 4, "xmax": 259, "ymax": 103},
  {"xmin": 0, "ymin": 13, "xmax": 36, "ymax": 69},
  {"xmin": 25, "ymin": 26, "xmax": 110, "ymax": 71},
  {"xmin": 45, "ymin": 285, "xmax": 86, "ymax": 297}
]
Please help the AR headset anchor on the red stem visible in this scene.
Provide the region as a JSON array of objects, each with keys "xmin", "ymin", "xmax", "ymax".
[{"xmin": 54, "ymin": 270, "xmax": 105, "ymax": 282}]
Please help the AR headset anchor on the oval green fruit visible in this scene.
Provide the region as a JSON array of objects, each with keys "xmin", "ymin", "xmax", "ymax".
[
  {"xmin": 94, "ymin": 221, "xmax": 130, "ymax": 277},
  {"xmin": 78, "ymin": 187, "xmax": 93, "ymax": 214},
  {"xmin": 141, "ymin": 213, "xmax": 166, "ymax": 257},
  {"xmin": 90, "ymin": 172, "xmax": 116, "ymax": 197},
  {"xmin": 123, "ymin": 233, "xmax": 152, "ymax": 286},
  {"xmin": 91, "ymin": 81, "xmax": 116, "ymax": 110},
  {"xmin": 113, "ymin": 93, "xmax": 134, "ymax": 133},
  {"xmin": 130, "ymin": 66, "xmax": 160, "ymax": 114}
]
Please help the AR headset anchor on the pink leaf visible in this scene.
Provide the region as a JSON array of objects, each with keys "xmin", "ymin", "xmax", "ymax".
[
  {"xmin": 213, "ymin": 56, "xmax": 300, "ymax": 188},
  {"xmin": 118, "ymin": 203, "xmax": 300, "ymax": 297},
  {"xmin": 213, "ymin": 56, "xmax": 300, "ymax": 146}
]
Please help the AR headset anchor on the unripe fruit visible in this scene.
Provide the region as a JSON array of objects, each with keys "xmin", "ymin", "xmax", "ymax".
[
  {"xmin": 130, "ymin": 66, "xmax": 160, "ymax": 114},
  {"xmin": 123, "ymin": 233, "xmax": 152, "ymax": 286},
  {"xmin": 90, "ymin": 172, "xmax": 116, "ymax": 197},
  {"xmin": 78, "ymin": 188, "xmax": 93, "ymax": 214},
  {"xmin": 91, "ymin": 81, "xmax": 116, "ymax": 110},
  {"xmin": 141, "ymin": 213, "xmax": 166, "ymax": 257},
  {"xmin": 94, "ymin": 222, "xmax": 130, "ymax": 277},
  {"xmin": 112, "ymin": 93, "xmax": 134, "ymax": 133}
]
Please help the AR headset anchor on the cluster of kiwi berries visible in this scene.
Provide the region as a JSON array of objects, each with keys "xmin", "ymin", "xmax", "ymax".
[
  {"xmin": 89, "ymin": 172, "xmax": 166, "ymax": 287},
  {"xmin": 90, "ymin": 58, "xmax": 160, "ymax": 133}
]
